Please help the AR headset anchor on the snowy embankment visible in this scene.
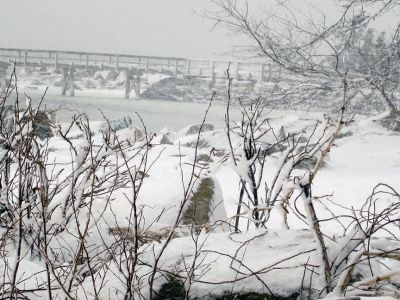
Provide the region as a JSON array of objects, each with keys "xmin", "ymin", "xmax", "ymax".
[
  {"xmin": 1, "ymin": 65, "xmax": 399, "ymax": 299},
  {"xmin": 0, "ymin": 96, "xmax": 399, "ymax": 299},
  {"xmin": 16, "ymin": 66, "xmax": 168, "ymax": 98},
  {"xmin": 14, "ymin": 65, "xmax": 398, "ymax": 116}
]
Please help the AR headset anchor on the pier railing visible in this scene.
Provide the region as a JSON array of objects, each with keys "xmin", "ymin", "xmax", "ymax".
[{"xmin": 0, "ymin": 47, "xmax": 283, "ymax": 81}]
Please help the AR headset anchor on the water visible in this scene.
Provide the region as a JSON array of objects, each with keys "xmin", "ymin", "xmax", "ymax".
[{"xmin": 23, "ymin": 91, "xmax": 241, "ymax": 132}]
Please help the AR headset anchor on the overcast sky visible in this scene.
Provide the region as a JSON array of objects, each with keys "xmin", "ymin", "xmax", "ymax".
[
  {"xmin": 0, "ymin": 0, "xmax": 239, "ymax": 59},
  {"xmin": 1, "ymin": 0, "xmax": 398, "ymax": 60}
]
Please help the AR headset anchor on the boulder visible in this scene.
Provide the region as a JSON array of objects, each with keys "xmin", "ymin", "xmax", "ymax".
[
  {"xmin": 377, "ymin": 110, "xmax": 400, "ymax": 132},
  {"xmin": 1, "ymin": 105, "xmax": 15, "ymax": 134},
  {"xmin": 160, "ymin": 134, "xmax": 173, "ymax": 145},
  {"xmin": 116, "ymin": 126, "xmax": 146, "ymax": 143},
  {"xmin": 101, "ymin": 116, "xmax": 133, "ymax": 132},
  {"xmin": 293, "ymin": 156, "xmax": 327, "ymax": 170},
  {"xmin": 182, "ymin": 123, "xmax": 214, "ymax": 136},
  {"xmin": 1, "ymin": 106, "xmax": 53, "ymax": 140},
  {"xmin": 32, "ymin": 111, "xmax": 54, "ymax": 140}
]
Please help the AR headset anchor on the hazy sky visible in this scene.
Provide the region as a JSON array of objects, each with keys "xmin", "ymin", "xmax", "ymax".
[
  {"xmin": 1, "ymin": 0, "xmax": 398, "ymax": 60},
  {"xmin": 1, "ymin": 0, "xmax": 238, "ymax": 59}
]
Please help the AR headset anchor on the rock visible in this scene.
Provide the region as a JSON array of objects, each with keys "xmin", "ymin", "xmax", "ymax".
[
  {"xmin": 74, "ymin": 69, "xmax": 90, "ymax": 78},
  {"xmin": 53, "ymin": 78, "xmax": 63, "ymax": 87},
  {"xmin": 182, "ymin": 138, "xmax": 209, "ymax": 148},
  {"xmin": 116, "ymin": 126, "xmax": 145, "ymax": 142},
  {"xmin": 262, "ymin": 143, "xmax": 288, "ymax": 156},
  {"xmin": 30, "ymin": 79, "xmax": 43, "ymax": 86},
  {"xmin": 95, "ymin": 78, "xmax": 106, "ymax": 88},
  {"xmin": 32, "ymin": 111, "xmax": 54, "ymax": 140},
  {"xmin": 155, "ymin": 276, "xmax": 186, "ymax": 300},
  {"xmin": 214, "ymin": 292, "xmax": 299, "ymax": 300},
  {"xmin": 157, "ymin": 127, "xmax": 176, "ymax": 144},
  {"xmin": 0, "ymin": 202, "xmax": 8, "ymax": 215},
  {"xmin": 140, "ymin": 77, "xmax": 211, "ymax": 101},
  {"xmin": 115, "ymin": 71, "xmax": 127, "ymax": 85},
  {"xmin": 197, "ymin": 154, "xmax": 213, "ymax": 163},
  {"xmin": 1, "ymin": 105, "xmax": 15, "ymax": 134},
  {"xmin": 293, "ymin": 156, "xmax": 327, "ymax": 170},
  {"xmin": 93, "ymin": 70, "xmax": 105, "ymax": 80},
  {"xmin": 24, "ymin": 86, "xmax": 39, "ymax": 91},
  {"xmin": 336, "ymin": 130, "xmax": 353, "ymax": 139},
  {"xmin": 377, "ymin": 110, "xmax": 400, "ymax": 132},
  {"xmin": 103, "ymin": 70, "xmax": 119, "ymax": 81},
  {"xmin": 156, "ymin": 277, "xmax": 299, "ymax": 300},
  {"xmin": 101, "ymin": 116, "xmax": 133, "ymax": 132},
  {"xmin": 1, "ymin": 106, "xmax": 53, "ymax": 140},
  {"xmin": 183, "ymin": 177, "xmax": 214, "ymax": 227},
  {"xmin": 82, "ymin": 79, "xmax": 97, "ymax": 89},
  {"xmin": 185, "ymin": 123, "xmax": 214, "ymax": 136},
  {"xmin": 278, "ymin": 125, "xmax": 286, "ymax": 140},
  {"xmin": 160, "ymin": 134, "xmax": 173, "ymax": 145}
]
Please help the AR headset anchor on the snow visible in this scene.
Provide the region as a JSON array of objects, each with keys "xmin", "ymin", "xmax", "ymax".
[{"xmin": 1, "ymin": 71, "xmax": 399, "ymax": 298}]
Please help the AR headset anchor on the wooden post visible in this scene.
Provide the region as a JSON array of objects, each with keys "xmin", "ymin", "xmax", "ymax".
[
  {"xmin": 55, "ymin": 53, "xmax": 59, "ymax": 71},
  {"xmin": 125, "ymin": 67, "xmax": 133, "ymax": 99},
  {"xmin": 235, "ymin": 62, "xmax": 240, "ymax": 80},
  {"xmin": 145, "ymin": 58, "xmax": 149, "ymax": 73},
  {"xmin": 210, "ymin": 61, "xmax": 215, "ymax": 80},
  {"xmin": 116, "ymin": 55, "xmax": 120, "ymax": 69},
  {"xmin": 85, "ymin": 54, "xmax": 89, "ymax": 72},
  {"xmin": 186, "ymin": 59, "xmax": 191, "ymax": 77},
  {"xmin": 259, "ymin": 64, "xmax": 265, "ymax": 82},
  {"xmin": 24, "ymin": 51, "xmax": 28, "ymax": 71},
  {"xmin": 61, "ymin": 66, "xmax": 68, "ymax": 96},
  {"xmin": 18, "ymin": 50, "xmax": 21, "ymax": 62},
  {"xmin": 135, "ymin": 70, "xmax": 142, "ymax": 98},
  {"xmin": 209, "ymin": 61, "xmax": 216, "ymax": 89},
  {"xmin": 69, "ymin": 63, "xmax": 75, "ymax": 96}
]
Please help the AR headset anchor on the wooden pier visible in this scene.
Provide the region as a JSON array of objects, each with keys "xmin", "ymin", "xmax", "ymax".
[{"xmin": 0, "ymin": 47, "xmax": 283, "ymax": 97}]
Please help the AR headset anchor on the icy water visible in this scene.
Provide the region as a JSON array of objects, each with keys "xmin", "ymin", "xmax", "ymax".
[{"xmin": 24, "ymin": 92, "xmax": 240, "ymax": 132}]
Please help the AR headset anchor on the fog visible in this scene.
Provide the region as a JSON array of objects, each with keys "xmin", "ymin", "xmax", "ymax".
[
  {"xmin": 0, "ymin": 0, "xmax": 238, "ymax": 59},
  {"xmin": 0, "ymin": 0, "xmax": 397, "ymax": 60}
]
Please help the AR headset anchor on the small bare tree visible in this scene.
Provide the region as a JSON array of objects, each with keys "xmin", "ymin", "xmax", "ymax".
[{"xmin": 208, "ymin": 0, "xmax": 400, "ymax": 115}]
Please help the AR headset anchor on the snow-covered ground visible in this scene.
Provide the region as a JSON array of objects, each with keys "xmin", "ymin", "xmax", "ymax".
[{"xmin": 1, "ymin": 68, "xmax": 399, "ymax": 299}]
